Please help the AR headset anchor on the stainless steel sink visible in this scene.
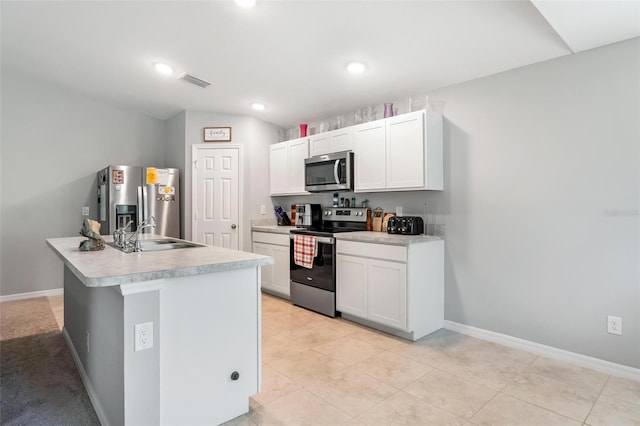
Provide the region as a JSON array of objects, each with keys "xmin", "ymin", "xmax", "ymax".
[{"xmin": 108, "ymin": 238, "xmax": 205, "ymax": 253}]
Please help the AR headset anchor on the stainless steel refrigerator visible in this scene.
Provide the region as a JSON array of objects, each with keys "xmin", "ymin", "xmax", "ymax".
[{"xmin": 97, "ymin": 165, "xmax": 180, "ymax": 238}]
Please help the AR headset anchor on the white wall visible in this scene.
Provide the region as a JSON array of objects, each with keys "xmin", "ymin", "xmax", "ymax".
[
  {"xmin": 0, "ymin": 68, "xmax": 167, "ymax": 296},
  {"xmin": 274, "ymin": 39, "xmax": 640, "ymax": 368}
]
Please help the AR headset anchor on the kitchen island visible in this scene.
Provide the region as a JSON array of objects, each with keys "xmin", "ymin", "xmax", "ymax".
[{"xmin": 46, "ymin": 235, "xmax": 272, "ymax": 426}]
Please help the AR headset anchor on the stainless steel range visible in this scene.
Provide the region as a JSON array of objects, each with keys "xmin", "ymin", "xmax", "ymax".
[{"xmin": 289, "ymin": 207, "xmax": 368, "ymax": 317}]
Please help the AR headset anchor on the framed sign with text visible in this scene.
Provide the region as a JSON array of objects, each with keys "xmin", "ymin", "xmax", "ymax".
[{"xmin": 203, "ymin": 127, "xmax": 232, "ymax": 142}]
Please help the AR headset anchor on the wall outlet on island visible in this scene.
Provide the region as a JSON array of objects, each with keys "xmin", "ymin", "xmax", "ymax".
[{"xmin": 135, "ymin": 322, "xmax": 154, "ymax": 351}]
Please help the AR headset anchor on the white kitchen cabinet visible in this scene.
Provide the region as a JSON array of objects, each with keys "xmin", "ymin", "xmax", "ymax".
[
  {"xmin": 353, "ymin": 120, "xmax": 386, "ymax": 191},
  {"xmin": 252, "ymin": 232, "xmax": 290, "ymax": 298},
  {"xmin": 368, "ymin": 258, "xmax": 407, "ymax": 330},
  {"xmin": 353, "ymin": 110, "xmax": 443, "ymax": 192},
  {"xmin": 336, "ymin": 239, "xmax": 444, "ymax": 341},
  {"xmin": 269, "ymin": 138, "xmax": 309, "ymax": 196},
  {"xmin": 309, "ymin": 128, "xmax": 354, "ymax": 156},
  {"xmin": 335, "ymin": 254, "xmax": 368, "ymax": 318}
]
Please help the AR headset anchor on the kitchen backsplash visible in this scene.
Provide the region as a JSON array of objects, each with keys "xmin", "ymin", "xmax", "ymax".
[{"xmin": 272, "ymin": 191, "xmax": 446, "ymax": 236}]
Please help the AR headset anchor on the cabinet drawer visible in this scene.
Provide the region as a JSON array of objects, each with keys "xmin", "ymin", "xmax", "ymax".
[
  {"xmin": 337, "ymin": 240, "xmax": 406, "ymax": 263},
  {"xmin": 252, "ymin": 232, "xmax": 290, "ymax": 246}
]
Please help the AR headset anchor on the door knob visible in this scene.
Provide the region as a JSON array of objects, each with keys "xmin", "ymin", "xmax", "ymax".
[{"xmin": 231, "ymin": 224, "xmax": 237, "ymax": 229}]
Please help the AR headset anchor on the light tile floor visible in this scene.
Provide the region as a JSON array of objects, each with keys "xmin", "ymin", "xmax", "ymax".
[{"xmin": 45, "ymin": 293, "xmax": 639, "ymax": 426}]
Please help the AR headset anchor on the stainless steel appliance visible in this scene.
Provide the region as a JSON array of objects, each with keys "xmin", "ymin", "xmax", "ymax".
[
  {"xmin": 387, "ymin": 216, "xmax": 424, "ymax": 235},
  {"xmin": 304, "ymin": 151, "xmax": 354, "ymax": 192},
  {"xmin": 289, "ymin": 207, "xmax": 368, "ymax": 317},
  {"xmin": 295, "ymin": 203, "xmax": 322, "ymax": 229},
  {"xmin": 97, "ymin": 165, "xmax": 180, "ymax": 238}
]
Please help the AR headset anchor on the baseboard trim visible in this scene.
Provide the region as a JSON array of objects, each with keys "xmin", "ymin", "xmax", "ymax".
[
  {"xmin": 62, "ymin": 328, "xmax": 110, "ymax": 426},
  {"xmin": 444, "ymin": 320, "xmax": 639, "ymax": 381},
  {"xmin": 0, "ymin": 288, "xmax": 63, "ymax": 302}
]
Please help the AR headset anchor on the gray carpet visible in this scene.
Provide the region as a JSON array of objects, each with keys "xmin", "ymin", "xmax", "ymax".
[{"xmin": 0, "ymin": 297, "xmax": 100, "ymax": 425}]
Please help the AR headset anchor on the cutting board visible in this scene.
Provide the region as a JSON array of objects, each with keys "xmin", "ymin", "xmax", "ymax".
[
  {"xmin": 372, "ymin": 207, "xmax": 384, "ymax": 232},
  {"xmin": 382, "ymin": 213, "xmax": 396, "ymax": 232}
]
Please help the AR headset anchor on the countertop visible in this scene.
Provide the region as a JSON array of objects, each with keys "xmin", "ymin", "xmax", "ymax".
[
  {"xmin": 251, "ymin": 225, "xmax": 296, "ymax": 235},
  {"xmin": 334, "ymin": 231, "xmax": 443, "ymax": 246},
  {"xmin": 46, "ymin": 235, "xmax": 273, "ymax": 288}
]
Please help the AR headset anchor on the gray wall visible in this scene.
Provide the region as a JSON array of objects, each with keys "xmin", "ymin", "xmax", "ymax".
[
  {"xmin": 176, "ymin": 111, "xmax": 278, "ymax": 251},
  {"xmin": 275, "ymin": 39, "xmax": 640, "ymax": 368},
  {"xmin": 164, "ymin": 112, "xmax": 187, "ymax": 238},
  {"xmin": 0, "ymin": 68, "xmax": 167, "ymax": 296}
]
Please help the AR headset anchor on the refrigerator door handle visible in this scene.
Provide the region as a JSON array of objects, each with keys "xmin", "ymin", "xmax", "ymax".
[{"xmin": 137, "ymin": 186, "xmax": 144, "ymax": 228}]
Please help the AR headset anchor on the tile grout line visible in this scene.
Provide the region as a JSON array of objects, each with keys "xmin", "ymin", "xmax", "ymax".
[{"xmin": 581, "ymin": 374, "xmax": 611, "ymax": 425}]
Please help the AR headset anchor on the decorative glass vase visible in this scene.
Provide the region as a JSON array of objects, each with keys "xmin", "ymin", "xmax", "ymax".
[{"xmin": 384, "ymin": 102, "xmax": 394, "ymax": 118}]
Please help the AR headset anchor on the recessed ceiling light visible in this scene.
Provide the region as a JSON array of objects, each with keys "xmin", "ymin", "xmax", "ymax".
[
  {"xmin": 234, "ymin": 0, "xmax": 256, "ymax": 8},
  {"xmin": 251, "ymin": 102, "xmax": 265, "ymax": 111},
  {"xmin": 347, "ymin": 62, "xmax": 366, "ymax": 74},
  {"xmin": 154, "ymin": 63, "xmax": 173, "ymax": 75}
]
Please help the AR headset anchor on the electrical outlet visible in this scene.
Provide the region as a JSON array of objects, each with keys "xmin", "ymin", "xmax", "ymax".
[
  {"xmin": 607, "ymin": 315, "xmax": 622, "ymax": 335},
  {"xmin": 260, "ymin": 205, "xmax": 267, "ymax": 215},
  {"xmin": 82, "ymin": 206, "xmax": 90, "ymax": 216},
  {"xmin": 86, "ymin": 330, "xmax": 90, "ymax": 353},
  {"xmin": 135, "ymin": 322, "xmax": 154, "ymax": 351},
  {"xmin": 395, "ymin": 206, "xmax": 403, "ymax": 216}
]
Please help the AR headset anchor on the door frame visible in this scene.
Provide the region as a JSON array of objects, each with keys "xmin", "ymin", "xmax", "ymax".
[{"xmin": 191, "ymin": 144, "xmax": 244, "ymax": 249}]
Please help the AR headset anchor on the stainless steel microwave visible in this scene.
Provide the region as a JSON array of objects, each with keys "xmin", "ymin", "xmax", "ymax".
[{"xmin": 304, "ymin": 151, "xmax": 354, "ymax": 192}]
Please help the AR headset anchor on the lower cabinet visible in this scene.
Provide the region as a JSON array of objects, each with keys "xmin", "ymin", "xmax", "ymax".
[
  {"xmin": 252, "ymin": 232, "xmax": 290, "ymax": 298},
  {"xmin": 336, "ymin": 239, "xmax": 444, "ymax": 340}
]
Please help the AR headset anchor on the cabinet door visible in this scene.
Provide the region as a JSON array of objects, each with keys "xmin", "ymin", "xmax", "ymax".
[
  {"xmin": 386, "ymin": 111, "xmax": 425, "ymax": 189},
  {"xmin": 287, "ymin": 138, "xmax": 309, "ymax": 194},
  {"xmin": 269, "ymin": 142, "xmax": 289, "ymax": 195},
  {"xmin": 309, "ymin": 134, "xmax": 331, "ymax": 157},
  {"xmin": 270, "ymin": 244, "xmax": 291, "ymax": 297},
  {"xmin": 330, "ymin": 128, "xmax": 354, "ymax": 153},
  {"xmin": 368, "ymin": 259, "xmax": 407, "ymax": 330},
  {"xmin": 252, "ymin": 242, "xmax": 274, "ymax": 291},
  {"xmin": 354, "ymin": 121, "xmax": 386, "ymax": 191},
  {"xmin": 336, "ymin": 254, "xmax": 368, "ymax": 318}
]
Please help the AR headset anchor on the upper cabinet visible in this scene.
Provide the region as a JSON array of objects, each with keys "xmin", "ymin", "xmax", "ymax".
[
  {"xmin": 354, "ymin": 110, "xmax": 443, "ymax": 192},
  {"xmin": 309, "ymin": 128, "xmax": 354, "ymax": 157},
  {"xmin": 269, "ymin": 138, "xmax": 309, "ymax": 196}
]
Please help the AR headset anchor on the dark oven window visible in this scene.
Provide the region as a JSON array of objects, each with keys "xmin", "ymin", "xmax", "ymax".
[{"xmin": 290, "ymin": 239, "xmax": 335, "ymax": 292}]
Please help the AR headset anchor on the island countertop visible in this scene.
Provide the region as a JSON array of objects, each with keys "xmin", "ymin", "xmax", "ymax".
[{"xmin": 46, "ymin": 235, "xmax": 273, "ymax": 288}]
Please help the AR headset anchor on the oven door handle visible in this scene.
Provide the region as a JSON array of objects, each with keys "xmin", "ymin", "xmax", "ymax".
[{"xmin": 289, "ymin": 234, "xmax": 334, "ymax": 245}]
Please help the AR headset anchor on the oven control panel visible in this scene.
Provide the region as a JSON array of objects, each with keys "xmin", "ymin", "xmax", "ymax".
[{"xmin": 322, "ymin": 207, "xmax": 368, "ymax": 222}]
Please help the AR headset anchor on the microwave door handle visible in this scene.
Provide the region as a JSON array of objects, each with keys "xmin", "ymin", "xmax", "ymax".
[{"xmin": 333, "ymin": 159, "xmax": 340, "ymax": 184}]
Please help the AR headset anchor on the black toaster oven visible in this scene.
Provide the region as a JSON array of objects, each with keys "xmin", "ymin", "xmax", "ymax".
[{"xmin": 387, "ymin": 216, "xmax": 424, "ymax": 235}]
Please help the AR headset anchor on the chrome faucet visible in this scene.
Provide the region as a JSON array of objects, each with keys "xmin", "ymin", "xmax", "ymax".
[
  {"xmin": 130, "ymin": 216, "xmax": 156, "ymax": 252},
  {"xmin": 113, "ymin": 220, "xmax": 133, "ymax": 249}
]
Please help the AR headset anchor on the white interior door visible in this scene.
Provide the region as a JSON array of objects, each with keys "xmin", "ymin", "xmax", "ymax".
[{"xmin": 193, "ymin": 146, "xmax": 240, "ymax": 249}]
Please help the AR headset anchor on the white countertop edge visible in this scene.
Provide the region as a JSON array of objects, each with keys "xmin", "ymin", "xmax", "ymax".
[
  {"xmin": 251, "ymin": 225, "xmax": 296, "ymax": 234},
  {"xmin": 333, "ymin": 232, "xmax": 443, "ymax": 246},
  {"xmin": 46, "ymin": 237, "xmax": 273, "ymax": 288}
]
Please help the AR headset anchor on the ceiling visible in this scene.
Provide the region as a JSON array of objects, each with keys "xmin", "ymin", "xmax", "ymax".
[{"xmin": 2, "ymin": 1, "xmax": 638, "ymax": 129}]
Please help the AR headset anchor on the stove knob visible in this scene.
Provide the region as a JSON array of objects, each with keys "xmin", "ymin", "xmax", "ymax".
[{"xmin": 326, "ymin": 211, "xmax": 332, "ymax": 216}]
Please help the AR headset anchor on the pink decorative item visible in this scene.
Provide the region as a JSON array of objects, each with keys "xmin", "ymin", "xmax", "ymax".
[
  {"xmin": 384, "ymin": 103, "xmax": 394, "ymax": 118},
  {"xmin": 299, "ymin": 123, "xmax": 308, "ymax": 137}
]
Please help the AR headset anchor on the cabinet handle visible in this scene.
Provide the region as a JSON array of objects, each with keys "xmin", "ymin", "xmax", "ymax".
[
  {"xmin": 231, "ymin": 224, "xmax": 237, "ymax": 229},
  {"xmin": 230, "ymin": 371, "xmax": 240, "ymax": 381}
]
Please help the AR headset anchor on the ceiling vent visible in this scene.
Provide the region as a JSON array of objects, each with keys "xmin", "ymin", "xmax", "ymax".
[{"xmin": 178, "ymin": 73, "xmax": 211, "ymax": 88}]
